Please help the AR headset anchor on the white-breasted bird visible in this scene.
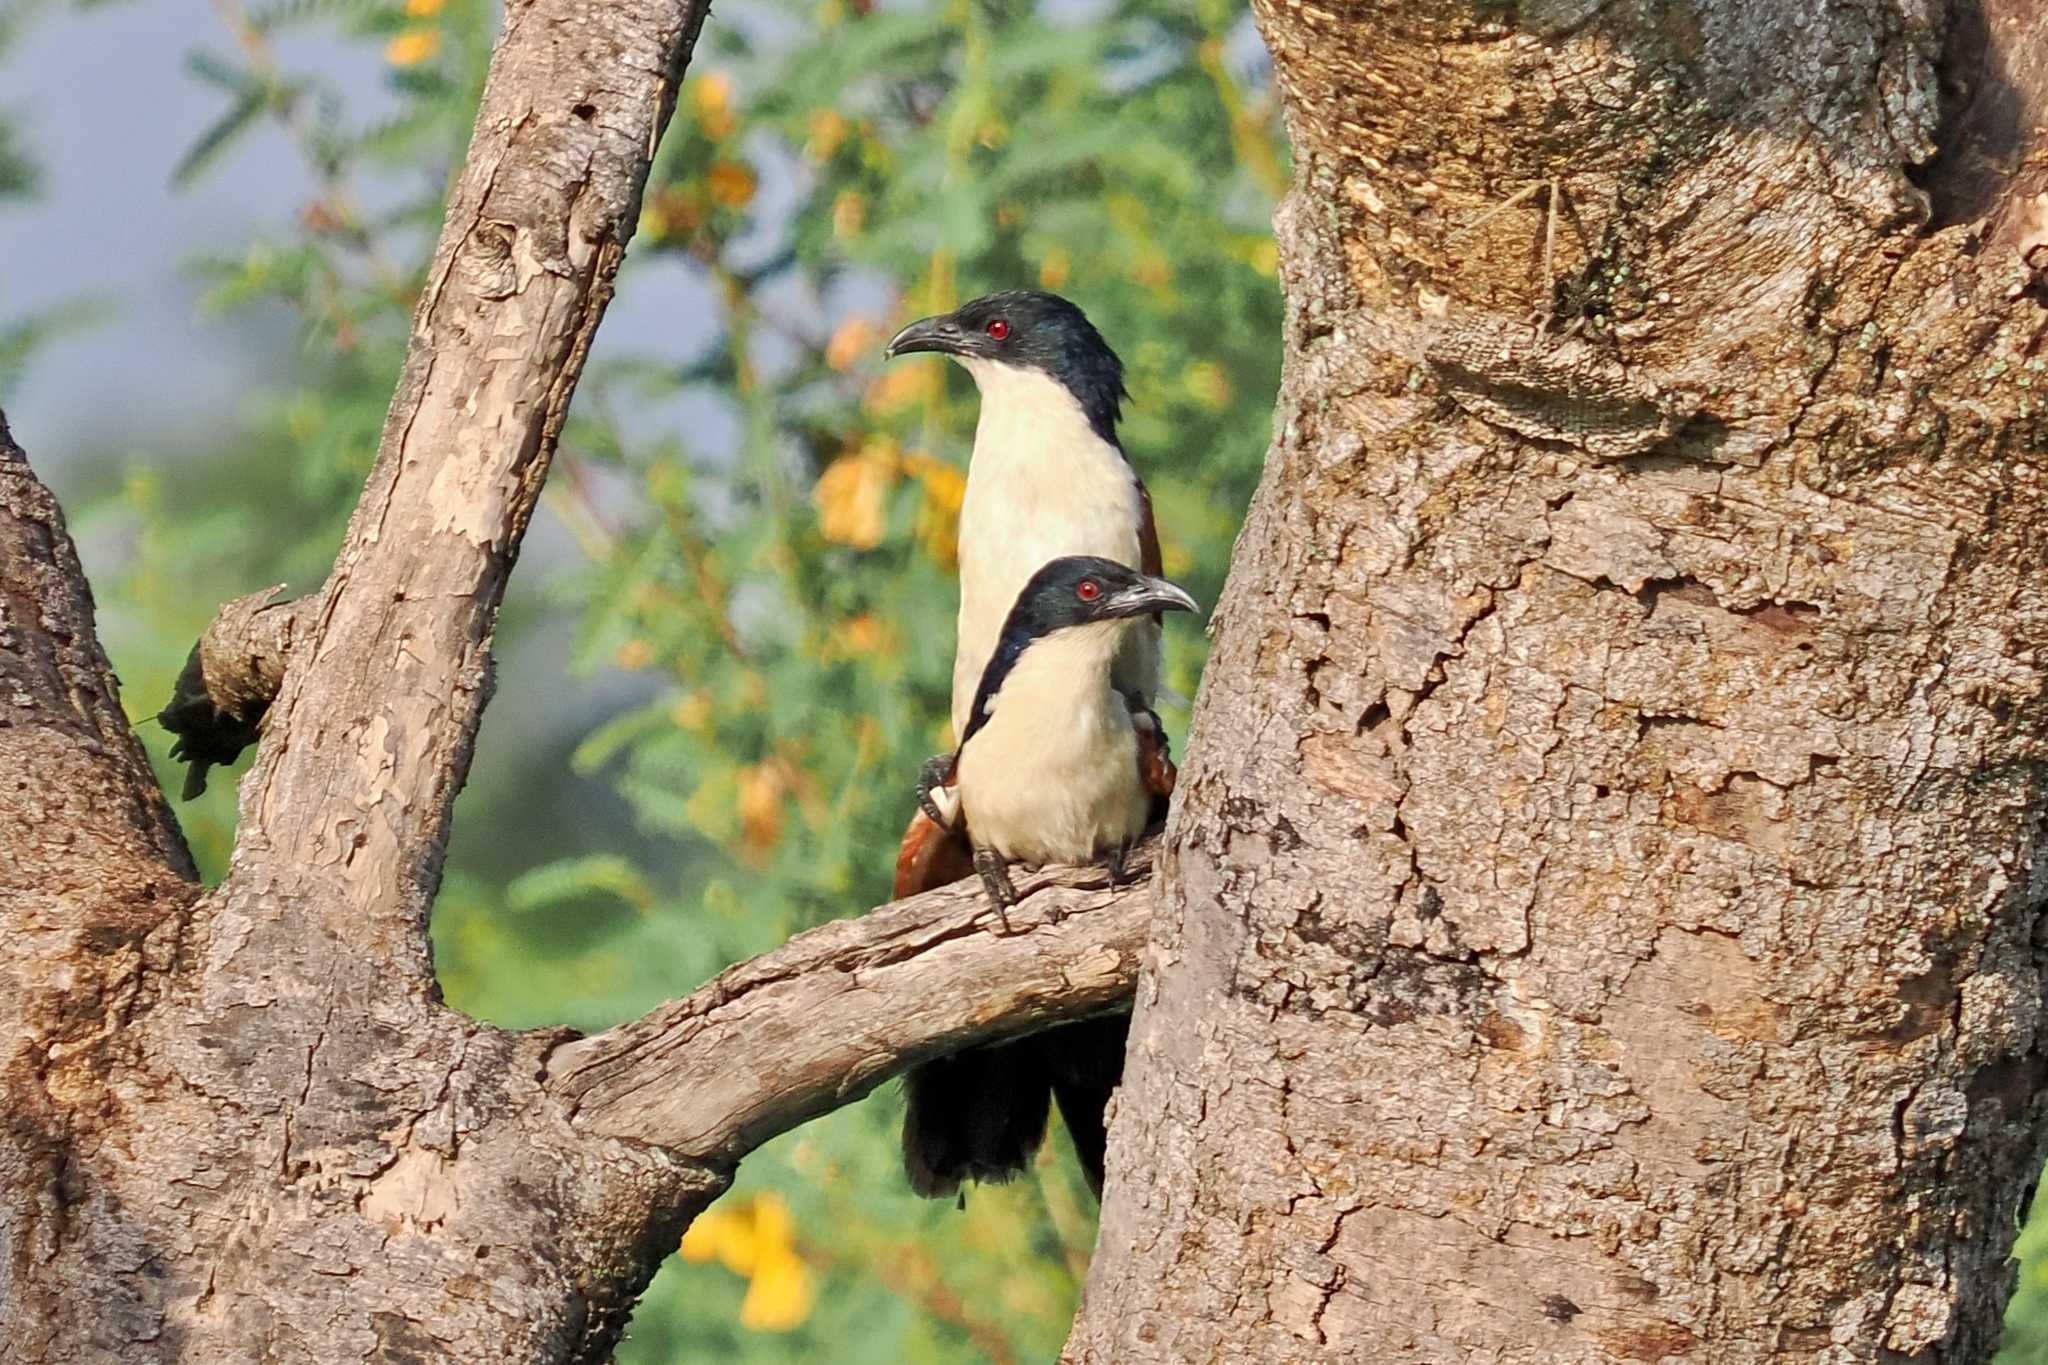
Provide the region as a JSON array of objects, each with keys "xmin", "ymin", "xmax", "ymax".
[
  {"xmin": 895, "ymin": 556, "xmax": 1196, "ymax": 1200},
  {"xmin": 884, "ymin": 291, "xmax": 1163, "ymax": 741}
]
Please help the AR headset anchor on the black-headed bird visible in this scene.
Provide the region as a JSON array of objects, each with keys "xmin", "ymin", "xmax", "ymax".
[
  {"xmin": 884, "ymin": 291, "xmax": 1164, "ymax": 740},
  {"xmin": 897, "ymin": 556, "xmax": 1196, "ymax": 1201}
]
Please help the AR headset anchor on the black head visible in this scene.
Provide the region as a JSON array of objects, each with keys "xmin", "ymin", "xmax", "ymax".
[
  {"xmin": 1003, "ymin": 556, "xmax": 1197, "ymax": 640},
  {"xmin": 885, "ymin": 291, "xmax": 1128, "ymax": 443}
]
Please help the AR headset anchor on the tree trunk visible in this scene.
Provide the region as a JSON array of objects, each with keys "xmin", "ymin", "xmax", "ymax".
[{"xmin": 1071, "ymin": 2, "xmax": 2048, "ymax": 1361}]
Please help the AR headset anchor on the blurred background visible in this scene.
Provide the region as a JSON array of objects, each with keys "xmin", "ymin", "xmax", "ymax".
[
  {"xmin": 0, "ymin": 0, "xmax": 1280, "ymax": 1358},
  {"xmin": 13, "ymin": 2, "xmax": 2046, "ymax": 1361}
]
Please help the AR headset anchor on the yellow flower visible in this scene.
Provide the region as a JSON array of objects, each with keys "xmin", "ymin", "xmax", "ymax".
[
  {"xmin": 807, "ymin": 109, "xmax": 850, "ymax": 161},
  {"xmin": 825, "ymin": 613, "xmax": 896, "ymax": 660},
  {"xmin": 614, "ymin": 639, "xmax": 654, "ymax": 670},
  {"xmin": 384, "ymin": 29, "xmax": 439, "ymax": 66},
  {"xmin": 905, "ymin": 453, "xmax": 966, "ymax": 568},
  {"xmin": 825, "ymin": 316, "xmax": 882, "ymax": 372},
  {"xmin": 861, "ymin": 363, "xmax": 935, "ymax": 416},
  {"xmin": 707, "ymin": 160, "xmax": 756, "ymax": 208},
  {"xmin": 670, "ymin": 692, "xmax": 714, "ymax": 732},
  {"xmin": 741, "ymin": 1248, "xmax": 815, "ymax": 1331},
  {"xmin": 681, "ymin": 1199, "xmax": 761, "ymax": 1275},
  {"xmin": 1249, "ymin": 238, "xmax": 1279, "ymax": 277},
  {"xmin": 403, "ymin": 0, "xmax": 443, "ymax": 15},
  {"xmin": 691, "ymin": 72, "xmax": 737, "ymax": 139},
  {"xmin": 736, "ymin": 761, "xmax": 787, "ymax": 859},
  {"xmin": 832, "ymin": 190, "xmax": 866, "ymax": 239},
  {"xmin": 1039, "ymin": 248, "xmax": 1071, "ymax": 291},
  {"xmin": 813, "ymin": 443, "xmax": 898, "ymax": 549},
  {"xmin": 680, "ymin": 1192, "xmax": 815, "ymax": 1332}
]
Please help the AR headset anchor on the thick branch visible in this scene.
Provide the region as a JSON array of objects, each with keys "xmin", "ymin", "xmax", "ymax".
[
  {"xmin": 223, "ymin": 0, "xmax": 711, "ymax": 982},
  {"xmin": 0, "ymin": 408, "xmax": 193, "ymax": 890},
  {"xmin": 550, "ymin": 848, "xmax": 1155, "ymax": 1164}
]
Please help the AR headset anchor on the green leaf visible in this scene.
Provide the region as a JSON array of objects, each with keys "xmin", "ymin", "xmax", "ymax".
[
  {"xmin": 170, "ymin": 86, "xmax": 268, "ymax": 189},
  {"xmin": 0, "ymin": 115, "xmax": 38, "ymax": 199},
  {"xmin": 506, "ymin": 855, "xmax": 656, "ymax": 914}
]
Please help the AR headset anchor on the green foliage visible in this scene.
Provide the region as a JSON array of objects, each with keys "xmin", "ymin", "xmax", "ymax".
[
  {"xmin": 2006, "ymin": 1204, "xmax": 2048, "ymax": 1362},
  {"xmin": 0, "ymin": 117, "xmax": 37, "ymax": 200}
]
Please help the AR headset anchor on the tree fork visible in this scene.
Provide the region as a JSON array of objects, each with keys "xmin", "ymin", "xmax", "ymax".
[{"xmin": 5, "ymin": 389, "xmax": 1155, "ymax": 1357}]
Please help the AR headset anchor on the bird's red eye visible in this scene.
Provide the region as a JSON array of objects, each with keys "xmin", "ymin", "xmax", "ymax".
[
  {"xmin": 1076, "ymin": 579, "xmax": 1100, "ymax": 601},
  {"xmin": 986, "ymin": 318, "xmax": 1010, "ymax": 340}
]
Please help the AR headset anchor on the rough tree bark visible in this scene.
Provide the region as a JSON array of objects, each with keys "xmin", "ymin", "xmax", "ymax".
[
  {"xmin": 0, "ymin": 0, "xmax": 1155, "ymax": 1359},
  {"xmin": 1068, "ymin": 1, "xmax": 2048, "ymax": 1361}
]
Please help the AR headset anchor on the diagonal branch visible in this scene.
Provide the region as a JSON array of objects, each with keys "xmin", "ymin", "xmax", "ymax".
[
  {"xmin": 549, "ymin": 847, "xmax": 1156, "ymax": 1165},
  {"xmin": 221, "ymin": 0, "xmax": 712, "ymax": 983}
]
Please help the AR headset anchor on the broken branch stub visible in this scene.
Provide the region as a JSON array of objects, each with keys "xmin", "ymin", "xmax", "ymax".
[{"xmin": 157, "ymin": 587, "xmax": 308, "ymax": 797}]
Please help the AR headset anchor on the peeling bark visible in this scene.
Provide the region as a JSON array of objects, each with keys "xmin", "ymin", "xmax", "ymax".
[{"xmin": 1070, "ymin": 2, "xmax": 2048, "ymax": 1362}]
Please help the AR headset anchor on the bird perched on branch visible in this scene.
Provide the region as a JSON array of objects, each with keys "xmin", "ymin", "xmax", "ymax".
[
  {"xmin": 883, "ymin": 291, "xmax": 1179, "ymax": 1200},
  {"xmin": 894, "ymin": 557, "xmax": 1194, "ymax": 1201}
]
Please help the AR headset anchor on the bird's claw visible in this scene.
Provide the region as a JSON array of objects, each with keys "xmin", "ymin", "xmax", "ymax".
[
  {"xmin": 1104, "ymin": 843, "xmax": 1131, "ymax": 887},
  {"xmin": 974, "ymin": 847, "xmax": 1018, "ymax": 931},
  {"xmin": 917, "ymin": 753, "xmax": 959, "ymax": 828}
]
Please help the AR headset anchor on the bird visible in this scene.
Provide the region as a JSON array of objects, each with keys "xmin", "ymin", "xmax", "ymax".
[
  {"xmin": 895, "ymin": 555, "xmax": 1196, "ymax": 1201},
  {"xmin": 157, "ymin": 641, "xmax": 266, "ymax": 799},
  {"xmin": 884, "ymin": 290, "xmax": 1164, "ymax": 742}
]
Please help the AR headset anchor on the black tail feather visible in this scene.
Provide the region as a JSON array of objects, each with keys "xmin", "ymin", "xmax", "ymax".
[
  {"xmin": 902, "ymin": 1014, "xmax": 1129, "ymax": 1200},
  {"xmin": 1045, "ymin": 1014, "xmax": 1128, "ymax": 1199},
  {"xmin": 902, "ymin": 1041, "xmax": 1051, "ymax": 1199}
]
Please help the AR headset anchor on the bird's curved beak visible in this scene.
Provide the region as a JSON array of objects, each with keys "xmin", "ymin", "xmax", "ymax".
[
  {"xmin": 1102, "ymin": 576, "xmax": 1199, "ymax": 620},
  {"xmin": 886, "ymin": 313, "xmax": 968, "ymax": 359}
]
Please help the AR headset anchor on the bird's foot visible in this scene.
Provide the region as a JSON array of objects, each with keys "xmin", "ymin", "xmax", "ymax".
[
  {"xmin": 917, "ymin": 753, "xmax": 960, "ymax": 828},
  {"xmin": 1104, "ymin": 842, "xmax": 1134, "ymax": 887},
  {"xmin": 974, "ymin": 847, "xmax": 1018, "ymax": 931}
]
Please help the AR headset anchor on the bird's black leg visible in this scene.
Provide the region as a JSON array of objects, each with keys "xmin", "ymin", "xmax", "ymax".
[
  {"xmin": 973, "ymin": 847, "xmax": 1018, "ymax": 930},
  {"xmin": 916, "ymin": 753, "xmax": 957, "ymax": 827},
  {"xmin": 1104, "ymin": 841, "xmax": 1131, "ymax": 887}
]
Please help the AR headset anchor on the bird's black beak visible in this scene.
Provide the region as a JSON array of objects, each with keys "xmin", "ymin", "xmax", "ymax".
[
  {"xmin": 886, "ymin": 313, "xmax": 969, "ymax": 359},
  {"xmin": 1100, "ymin": 576, "xmax": 1199, "ymax": 620}
]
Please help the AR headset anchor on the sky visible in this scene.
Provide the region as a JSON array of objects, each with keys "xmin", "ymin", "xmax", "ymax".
[{"xmin": 2, "ymin": 1, "xmax": 323, "ymax": 460}]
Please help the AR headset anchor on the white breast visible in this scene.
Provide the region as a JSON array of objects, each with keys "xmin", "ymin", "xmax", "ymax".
[
  {"xmin": 954, "ymin": 623, "xmax": 1152, "ymax": 865},
  {"xmin": 951, "ymin": 360, "xmax": 1160, "ymax": 739}
]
